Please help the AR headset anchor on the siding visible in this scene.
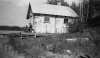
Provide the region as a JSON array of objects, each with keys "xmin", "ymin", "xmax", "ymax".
[{"xmin": 33, "ymin": 16, "xmax": 69, "ymax": 33}]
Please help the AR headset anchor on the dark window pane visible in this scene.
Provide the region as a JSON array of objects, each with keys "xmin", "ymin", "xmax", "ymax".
[
  {"xmin": 44, "ymin": 16, "xmax": 50, "ymax": 23},
  {"xmin": 64, "ymin": 18, "xmax": 68, "ymax": 23}
]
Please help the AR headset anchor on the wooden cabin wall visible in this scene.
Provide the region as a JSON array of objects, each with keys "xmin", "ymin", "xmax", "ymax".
[
  {"xmin": 33, "ymin": 16, "xmax": 45, "ymax": 33},
  {"xmin": 33, "ymin": 15, "xmax": 70, "ymax": 33}
]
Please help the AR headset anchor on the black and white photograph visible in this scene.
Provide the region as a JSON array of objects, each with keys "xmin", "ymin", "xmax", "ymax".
[{"xmin": 0, "ymin": 0, "xmax": 100, "ymax": 58}]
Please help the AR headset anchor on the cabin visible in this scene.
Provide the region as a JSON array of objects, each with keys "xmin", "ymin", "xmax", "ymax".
[{"xmin": 26, "ymin": 2, "xmax": 79, "ymax": 34}]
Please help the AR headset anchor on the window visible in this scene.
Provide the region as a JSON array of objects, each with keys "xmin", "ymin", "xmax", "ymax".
[
  {"xmin": 64, "ymin": 18, "xmax": 68, "ymax": 23},
  {"xmin": 44, "ymin": 16, "xmax": 50, "ymax": 23}
]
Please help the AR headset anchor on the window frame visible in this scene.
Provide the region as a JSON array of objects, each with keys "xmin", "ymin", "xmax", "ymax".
[{"xmin": 44, "ymin": 16, "xmax": 50, "ymax": 23}]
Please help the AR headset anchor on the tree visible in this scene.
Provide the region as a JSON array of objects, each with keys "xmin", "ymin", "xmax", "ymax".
[
  {"xmin": 47, "ymin": 0, "xmax": 57, "ymax": 5},
  {"xmin": 47, "ymin": 0, "xmax": 69, "ymax": 6},
  {"xmin": 70, "ymin": 3, "xmax": 80, "ymax": 16}
]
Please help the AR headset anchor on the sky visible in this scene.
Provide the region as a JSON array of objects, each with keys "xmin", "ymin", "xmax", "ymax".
[
  {"xmin": 0, "ymin": 0, "xmax": 85, "ymax": 27},
  {"xmin": 0, "ymin": 0, "xmax": 29, "ymax": 27}
]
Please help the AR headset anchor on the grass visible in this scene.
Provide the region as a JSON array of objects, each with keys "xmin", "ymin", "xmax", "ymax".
[{"xmin": 0, "ymin": 30, "xmax": 100, "ymax": 58}]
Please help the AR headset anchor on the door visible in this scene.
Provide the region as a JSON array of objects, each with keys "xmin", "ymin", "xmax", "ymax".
[
  {"xmin": 56, "ymin": 18, "xmax": 64, "ymax": 33},
  {"xmin": 47, "ymin": 17, "xmax": 56, "ymax": 33}
]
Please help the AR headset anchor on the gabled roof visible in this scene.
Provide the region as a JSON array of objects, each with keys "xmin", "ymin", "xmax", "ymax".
[{"xmin": 29, "ymin": 2, "xmax": 78, "ymax": 17}]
